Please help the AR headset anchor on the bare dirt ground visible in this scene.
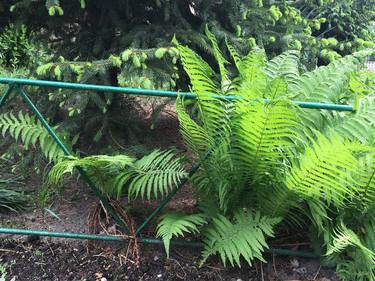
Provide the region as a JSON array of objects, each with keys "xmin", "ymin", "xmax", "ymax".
[
  {"xmin": 0, "ymin": 237, "xmax": 338, "ymax": 281},
  {"xmin": 0, "ymin": 112, "xmax": 339, "ymax": 281}
]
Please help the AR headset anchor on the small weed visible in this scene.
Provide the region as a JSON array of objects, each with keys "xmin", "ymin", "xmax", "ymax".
[
  {"xmin": 0, "ymin": 262, "xmax": 16, "ymax": 281},
  {"xmin": 34, "ymin": 250, "xmax": 44, "ymax": 258}
]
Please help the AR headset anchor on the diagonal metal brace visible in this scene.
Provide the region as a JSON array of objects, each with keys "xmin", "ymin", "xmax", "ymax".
[
  {"xmin": 0, "ymin": 85, "xmax": 14, "ymax": 108},
  {"xmin": 10, "ymin": 86, "xmax": 129, "ymax": 233}
]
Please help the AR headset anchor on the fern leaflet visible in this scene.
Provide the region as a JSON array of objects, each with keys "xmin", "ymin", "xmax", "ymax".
[
  {"xmin": 0, "ymin": 111, "xmax": 68, "ymax": 161},
  {"xmin": 202, "ymin": 210, "xmax": 281, "ymax": 267},
  {"xmin": 128, "ymin": 149, "xmax": 188, "ymax": 200},
  {"xmin": 157, "ymin": 212, "xmax": 206, "ymax": 256}
]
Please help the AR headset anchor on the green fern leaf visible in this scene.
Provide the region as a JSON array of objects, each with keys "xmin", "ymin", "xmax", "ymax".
[
  {"xmin": 326, "ymin": 222, "xmax": 375, "ymax": 281},
  {"xmin": 176, "ymin": 42, "xmax": 219, "ymax": 96},
  {"xmin": 225, "ymin": 37, "xmax": 241, "ymax": 71},
  {"xmin": 176, "ymin": 100, "xmax": 214, "ymax": 156},
  {"xmin": 285, "ymin": 132, "xmax": 363, "ymax": 207},
  {"xmin": 326, "ymin": 223, "xmax": 375, "ymax": 259},
  {"xmin": 336, "ymin": 259, "xmax": 375, "ymax": 281},
  {"xmin": 49, "ymin": 154, "xmax": 135, "ymax": 182},
  {"xmin": 48, "ymin": 154, "xmax": 136, "ymax": 196},
  {"xmin": 265, "ymin": 77, "xmax": 289, "ymax": 99},
  {"xmin": 157, "ymin": 212, "xmax": 206, "ymax": 256},
  {"xmin": 128, "ymin": 150, "xmax": 188, "ymax": 200},
  {"xmin": 254, "ymin": 183, "xmax": 305, "ymax": 228},
  {"xmin": 232, "ymin": 100, "xmax": 301, "ymax": 178},
  {"xmin": 290, "ymin": 53, "xmax": 364, "ymax": 102},
  {"xmin": 205, "ymin": 26, "xmax": 230, "ymax": 91},
  {"xmin": 235, "ymin": 48, "xmax": 267, "ymax": 98},
  {"xmin": 0, "ymin": 111, "xmax": 67, "ymax": 162},
  {"xmin": 330, "ymin": 96, "xmax": 375, "ymax": 143},
  {"xmin": 202, "ymin": 210, "xmax": 281, "ymax": 267},
  {"xmin": 176, "ymin": 40, "xmax": 229, "ymax": 138},
  {"xmin": 356, "ymin": 154, "xmax": 375, "ymax": 207},
  {"xmin": 264, "ymin": 50, "xmax": 300, "ymax": 85}
]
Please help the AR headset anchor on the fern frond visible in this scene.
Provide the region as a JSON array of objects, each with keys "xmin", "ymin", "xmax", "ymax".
[
  {"xmin": 156, "ymin": 212, "xmax": 207, "ymax": 256},
  {"xmin": 48, "ymin": 149, "xmax": 187, "ymax": 199},
  {"xmin": 48, "ymin": 154, "xmax": 135, "ymax": 184},
  {"xmin": 0, "ymin": 111, "xmax": 67, "ymax": 161},
  {"xmin": 331, "ymin": 96, "xmax": 375, "ymax": 143},
  {"xmin": 326, "ymin": 223, "xmax": 363, "ymax": 256},
  {"xmin": 306, "ymin": 200, "xmax": 330, "ymax": 233},
  {"xmin": 198, "ymin": 97, "xmax": 232, "ymax": 141},
  {"xmin": 176, "ymin": 100, "xmax": 214, "ymax": 156},
  {"xmin": 202, "ymin": 210, "xmax": 281, "ymax": 267},
  {"xmin": 363, "ymin": 214, "xmax": 375, "ymax": 252},
  {"xmin": 48, "ymin": 154, "xmax": 136, "ymax": 196},
  {"xmin": 253, "ymin": 183, "xmax": 305, "ymax": 228},
  {"xmin": 290, "ymin": 54, "xmax": 360, "ymax": 102},
  {"xmin": 176, "ymin": 42, "xmax": 219, "ymax": 96},
  {"xmin": 205, "ymin": 26, "xmax": 229, "ymax": 91},
  {"xmin": 285, "ymin": 132, "xmax": 363, "ymax": 207},
  {"xmin": 128, "ymin": 150, "xmax": 188, "ymax": 200},
  {"xmin": 232, "ymin": 100, "xmax": 301, "ymax": 178},
  {"xmin": 177, "ymin": 42, "xmax": 232, "ymax": 140},
  {"xmin": 287, "ymin": 60, "xmax": 375, "ymax": 142},
  {"xmin": 336, "ymin": 259, "xmax": 375, "ymax": 281},
  {"xmin": 352, "ymin": 153, "xmax": 375, "ymax": 211},
  {"xmin": 176, "ymin": 40, "xmax": 231, "ymax": 138},
  {"xmin": 235, "ymin": 48, "xmax": 267, "ymax": 98},
  {"xmin": 264, "ymin": 50, "xmax": 300, "ymax": 85},
  {"xmin": 326, "ymin": 222, "xmax": 375, "ymax": 281},
  {"xmin": 265, "ymin": 77, "xmax": 289, "ymax": 99},
  {"xmin": 238, "ymin": 47, "xmax": 267, "ymax": 79},
  {"xmin": 225, "ymin": 37, "xmax": 241, "ymax": 71},
  {"xmin": 193, "ymin": 140, "xmax": 236, "ymax": 214}
]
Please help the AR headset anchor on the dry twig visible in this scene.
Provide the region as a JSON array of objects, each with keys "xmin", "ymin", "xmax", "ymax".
[{"xmin": 313, "ymin": 265, "xmax": 321, "ymax": 280}]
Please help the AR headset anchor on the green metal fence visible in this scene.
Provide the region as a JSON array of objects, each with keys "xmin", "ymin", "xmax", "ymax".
[{"xmin": 0, "ymin": 77, "xmax": 355, "ymax": 257}]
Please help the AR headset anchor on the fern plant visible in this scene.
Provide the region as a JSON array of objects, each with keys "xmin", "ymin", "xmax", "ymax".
[
  {"xmin": 45, "ymin": 29, "xmax": 375, "ymax": 275},
  {"xmin": 167, "ymin": 31, "xmax": 375, "ymax": 276}
]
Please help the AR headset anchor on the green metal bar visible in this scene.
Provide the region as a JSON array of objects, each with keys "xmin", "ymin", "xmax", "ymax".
[
  {"xmin": 0, "ymin": 227, "xmax": 123, "ymax": 242},
  {"xmin": 14, "ymin": 86, "xmax": 129, "ymax": 233},
  {"xmin": 0, "ymin": 77, "xmax": 354, "ymax": 111},
  {"xmin": 266, "ymin": 248, "xmax": 318, "ymax": 258},
  {"xmin": 0, "ymin": 77, "xmax": 195, "ymax": 99},
  {"xmin": 0, "ymin": 227, "xmax": 201, "ymax": 247},
  {"xmin": 0, "ymin": 227, "xmax": 318, "ymax": 258},
  {"xmin": 291, "ymin": 101, "xmax": 352, "ymax": 111},
  {"xmin": 0, "ymin": 85, "xmax": 14, "ymax": 109}
]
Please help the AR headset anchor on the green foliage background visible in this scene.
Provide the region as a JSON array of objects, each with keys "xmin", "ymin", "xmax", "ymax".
[{"xmin": 0, "ymin": 0, "xmax": 374, "ymax": 144}]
